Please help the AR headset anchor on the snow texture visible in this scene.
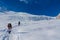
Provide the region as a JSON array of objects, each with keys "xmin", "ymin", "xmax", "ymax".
[{"xmin": 0, "ymin": 11, "xmax": 60, "ymax": 40}]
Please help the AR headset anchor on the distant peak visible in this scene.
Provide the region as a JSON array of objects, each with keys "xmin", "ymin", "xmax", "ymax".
[
  {"xmin": 56, "ymin": 13, "xmax": 60, "ymax": 19},
  {"xmin": 58, "ymin": 13, "xmax": 60, "ymax": 16}
]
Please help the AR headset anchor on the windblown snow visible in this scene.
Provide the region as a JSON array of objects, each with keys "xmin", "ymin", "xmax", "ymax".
[{"xmin": 0, "ymin": 11, "xmax": 60, "ymax": 40}]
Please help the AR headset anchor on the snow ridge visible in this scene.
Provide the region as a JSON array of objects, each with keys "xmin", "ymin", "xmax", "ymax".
[{"xmin": 0, "ymin": 11, "xmax": 56, "ymax": 21}]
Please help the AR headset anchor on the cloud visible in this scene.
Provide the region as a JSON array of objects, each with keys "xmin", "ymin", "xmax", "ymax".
[
  {"xmin": 0, "ymin": 7, "xmax": 2, "ymax": 12},
  {"xmin": 0, "ymin": 7, "xmax": 1, "ymax": 10},
  {"xmin": 0, "ymin": 6, "xmax": 7, "ymax": 12},
  {"xmin": 19, "ymin": 0, "xmax": 28, "ymax": 4}
]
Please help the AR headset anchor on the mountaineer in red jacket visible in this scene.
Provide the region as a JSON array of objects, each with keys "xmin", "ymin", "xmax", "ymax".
[{"xmin": 7, "ymin": 23, "xmax": 12, "ymax": 34}]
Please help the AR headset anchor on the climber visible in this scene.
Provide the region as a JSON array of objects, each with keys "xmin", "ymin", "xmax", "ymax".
[
  {"xmin": 7, "ymin": 23, "xmax": 12, "ymax": 34},
  {"xmin": 18, "ymin": 21, "xmax": 20, "ymax": 26}
]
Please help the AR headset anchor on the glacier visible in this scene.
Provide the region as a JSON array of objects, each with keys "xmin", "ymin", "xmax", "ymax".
[{"xmin": 0, "ymin": 11, "xmax": 60, "ymax": 40}]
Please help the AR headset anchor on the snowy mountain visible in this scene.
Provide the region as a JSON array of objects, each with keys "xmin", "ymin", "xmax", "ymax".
[{"xmin": 0, "ymin": 11, "xmax": 60, "ymax": 40}]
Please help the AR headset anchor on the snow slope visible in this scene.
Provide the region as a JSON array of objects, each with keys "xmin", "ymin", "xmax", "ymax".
[{"xmin": 0, "ymin": 11, "xmax": 60, "ymax": 40}]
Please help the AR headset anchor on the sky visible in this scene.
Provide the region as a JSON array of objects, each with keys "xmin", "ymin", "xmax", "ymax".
[{"xmin": 0, "ymin": 0, "xmax": 60, "ymax": 16}]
